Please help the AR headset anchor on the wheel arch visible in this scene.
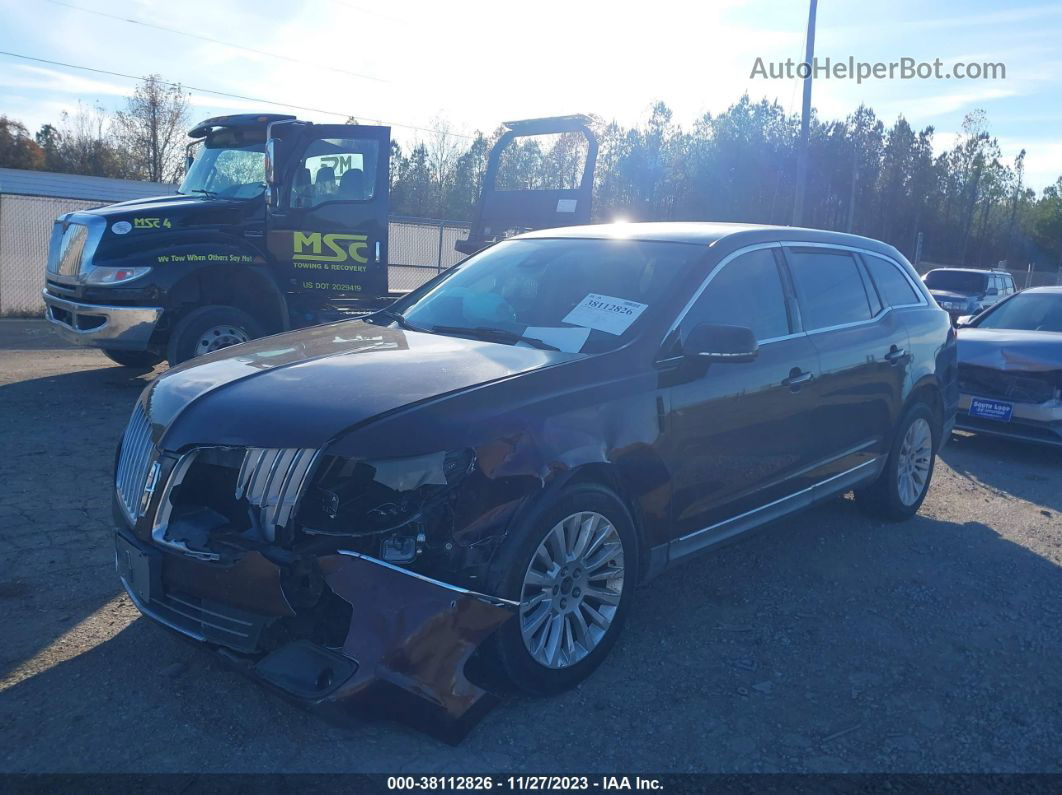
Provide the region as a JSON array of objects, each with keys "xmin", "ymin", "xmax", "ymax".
[
  {"xmin": 901, "ymin": 376, "xmax": 945, "ymax": 446},
  {"xmin": 166, "ymin": 265, "xmax": 289, "ymax": 337},
  {"xmin": 509, "ymin": 461, "xmax": 652, "ymax": 583}
]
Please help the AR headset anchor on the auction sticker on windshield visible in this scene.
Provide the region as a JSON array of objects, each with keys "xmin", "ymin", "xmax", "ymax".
[
  {"xmin": 562, "ymin": 293, "xmax": 648, "ymax": 336},
  {"xmin": 969, "ymin": 397, "xmax": 1013, "ymax": 422}
]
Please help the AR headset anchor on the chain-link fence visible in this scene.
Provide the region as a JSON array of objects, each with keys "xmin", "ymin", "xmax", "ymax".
[
  {"xmin": 0, "ymin": 194, "xmax": 471, "ymax": 315},
  {"xmin": 0, "ymin": 194, "xmax": 106, "ymax": 315},
  {"xmin": 387, "ymin": 216, "xmax": 470, "ymax": 293}
]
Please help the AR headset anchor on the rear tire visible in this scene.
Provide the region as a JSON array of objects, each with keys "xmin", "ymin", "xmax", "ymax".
[
  {"xmin": 485, "ymin": 483, "xmax": 638, "ymax": 695},
  {"xmin": 855, "ymin": 402, "xmax": 939, "ymax": 521},
  {"xmin": 166, "ymin": 305, "xmax": 263, "ymax": 365},
  {"xmin": 102, "ymin": 349, "xmax": 163, "ymax": 369}
]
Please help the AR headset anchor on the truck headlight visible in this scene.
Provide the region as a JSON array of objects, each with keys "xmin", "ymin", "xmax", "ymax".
[{"xmin": 82, "ymin": 266, "xmax": 152, "ymax": 285}]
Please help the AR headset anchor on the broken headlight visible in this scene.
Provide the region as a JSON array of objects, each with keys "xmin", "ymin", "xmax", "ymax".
[{"xmin": 299, "ymin": 448, "xmax": 477, "ymax": 563}]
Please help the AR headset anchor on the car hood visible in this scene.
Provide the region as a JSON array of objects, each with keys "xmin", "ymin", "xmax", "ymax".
[
  {"xmin": 83, "ymin": 193, "xmax": 250, "ymax": 218},
  {"xmin": 957, "ymin": 328, "xmax": 1062, "ymax": 372},
  {"xmin": 145, "ymin": 320, "xmax": 577, "ymax": 450}
]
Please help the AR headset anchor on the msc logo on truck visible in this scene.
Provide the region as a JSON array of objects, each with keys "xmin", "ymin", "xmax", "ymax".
[{"xmin": 293, "ymin": 232, "xmax": 369, "ymax": 264}]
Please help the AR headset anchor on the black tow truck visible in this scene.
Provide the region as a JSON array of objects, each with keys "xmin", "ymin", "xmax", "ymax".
[{"xmin": 42, "ymin": 113, "xmax": 598, "ymax": 366}]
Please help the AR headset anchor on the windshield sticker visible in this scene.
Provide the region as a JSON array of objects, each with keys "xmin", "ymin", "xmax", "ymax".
[
  {"xmin": 562, "ymin": 293, "xmax": 648, "ymax": 336},
  {"xmin": 518, "ymin": 326, "xmax": 592, "ymax": 353}
]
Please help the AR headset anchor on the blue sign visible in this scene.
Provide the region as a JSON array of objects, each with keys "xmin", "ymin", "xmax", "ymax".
[{"xmin": 969, "ymin": 397, "xmax": 1013, "ymax": 422}]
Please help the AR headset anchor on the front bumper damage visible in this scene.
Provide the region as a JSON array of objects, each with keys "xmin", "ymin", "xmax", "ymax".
[{"xmin": 115, "ymin": 527, "xmax": 517, "ymax": 743}]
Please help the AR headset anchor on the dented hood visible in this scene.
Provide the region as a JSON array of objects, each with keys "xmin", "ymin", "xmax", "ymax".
[
  {"xmin": 957, "ymin": 328, "xmax": 1062, "ymax": 372},
  {"xmin": 145, "ymin": 320, "xmax": 576, "ymax": 450}
]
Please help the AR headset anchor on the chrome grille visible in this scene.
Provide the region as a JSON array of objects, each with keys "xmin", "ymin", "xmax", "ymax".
[
  {"xmin": 115, "ymin": 403, "xmax": 158, "ymax": 522},
  {"xmin": 52, "ymin": 223, "xmax": 88, "ymax": 277},
  {"xmin": 236, "ymin": 448, "xmax": 318, "ymax": 540}
]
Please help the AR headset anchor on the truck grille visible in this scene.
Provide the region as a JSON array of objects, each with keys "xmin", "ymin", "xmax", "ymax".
[
  {"xmin": 116, "ymin": 403, "xmax": 158, "ymax": 522},
  {"xmin": 50, "ymin": 223, "xmax": 89, "ymax": 277},
  {"xmin": 958, "ymin": 364, "xmax": 1059, "ymax": 405}
]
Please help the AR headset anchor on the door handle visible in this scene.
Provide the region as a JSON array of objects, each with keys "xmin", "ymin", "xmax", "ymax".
[
  {"xmin": 884, "ymin": 346, "xmax": 907, "ymax": 364},
  {"xmin": 782, "ymin": 368, "xmax": 814, "ymax": 389}
]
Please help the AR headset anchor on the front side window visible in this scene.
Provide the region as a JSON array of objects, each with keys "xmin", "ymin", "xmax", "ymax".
[
  {"xmin": 292, "ymin": 137, "xmax": 379, "ymax": 208},
  {"xmin": 865, "ymin": 255, "xmax": 921, "ymax": 307},
  {"xmin": 787, "ymin": 249, "xmax": 872, "ymax": 330},
  {"xmin": 682, "ymin": 249, "xmax": 791, "ymax": 342},
  {"xmin": 392, "ymin": 238, "xmax": 704, "ymax": 353}
]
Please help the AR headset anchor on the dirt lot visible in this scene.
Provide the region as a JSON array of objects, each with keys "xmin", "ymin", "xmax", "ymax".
[{"xmin": 1, "ymin": 318, "xmax": 1060, "ymax": 773}]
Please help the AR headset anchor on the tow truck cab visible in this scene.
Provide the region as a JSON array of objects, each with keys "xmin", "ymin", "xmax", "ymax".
[{"xmin": 42, "ymin": 113, "xmax": 392, "ymax": 366}]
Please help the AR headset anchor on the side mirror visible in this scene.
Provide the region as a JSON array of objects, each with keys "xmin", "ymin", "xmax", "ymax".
[
  {"xmin": 683, "ymin": 323, "xmax": 758, "ymax": 362},
  {"xmin": 955, "ymin": 315, "xmax": 973, "ymax": 328}
]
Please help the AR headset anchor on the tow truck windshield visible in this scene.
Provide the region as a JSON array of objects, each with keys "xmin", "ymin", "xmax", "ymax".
[{"xmin": 179, "ymin": 135, "xmax": 266, "ymax": 200}]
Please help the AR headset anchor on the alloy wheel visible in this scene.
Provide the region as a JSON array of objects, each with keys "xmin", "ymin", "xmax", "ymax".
[
  {"xmin": 519, "ymin": 511, "xmax": 625, "ymax": 669},
  {"xmin": 897, "ymin": 417, "xmax": 932, "ymax": 506}
]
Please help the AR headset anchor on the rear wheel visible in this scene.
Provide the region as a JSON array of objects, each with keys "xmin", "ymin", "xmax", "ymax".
[
  {"xmin": 855, "ymin": 402, "xmax": 939, "ymax": 520},
  {"xmin": 101, "ymin": 349, "xmax": 163, "ymax": 369},
  {"xmin": 166, "ymin": 305, "xmax": 263, "ymax": 365},
  {"xmin": 487, "ymin": 483, "xmax": 637, "ymax": 695}
]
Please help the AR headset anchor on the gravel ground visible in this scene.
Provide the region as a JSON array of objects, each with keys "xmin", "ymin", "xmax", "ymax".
[{"xmin": 1, "ymin": 318, "xmax": 1060, "ymax": 773}]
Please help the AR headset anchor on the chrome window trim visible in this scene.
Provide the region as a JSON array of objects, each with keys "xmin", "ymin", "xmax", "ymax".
[
  {"xmin": 661, "ymin": 242, "xmax": 785, "ymax": 348},
  {"xmin": 781, "ymin": 241, "xmax": 928, "ymax": 308},
  {"xmin": 659, "ymin": 238, "xmax": 933, "ymax": 358}
]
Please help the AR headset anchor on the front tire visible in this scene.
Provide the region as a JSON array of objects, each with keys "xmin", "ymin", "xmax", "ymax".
[
  {"xmin": 101, "ymin": 349, "xmax": 163, "ymax": 369},
  {"xmin": 855, "ymin": 402, "xmax": 939, "ymax": 520},
  {"xmin": 487, "ymin": 483, "xmax": 638, "ymax": 695},
  {"xmin": 166, "ymin": 305, "xmax": 263, "ymax": 365}
]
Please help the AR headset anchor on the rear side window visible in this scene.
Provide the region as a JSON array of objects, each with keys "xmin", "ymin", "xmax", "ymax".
[
  {"xmin": 786, "ymin": 249, "xmax": 872, "ymax": 330},
  {"xmin": 864, "ymin": 255, "xmax": 921, "ymax": 307},
  {"xmin": 684, "ymin": 248, "xmax": 791, "ymax": 342}
]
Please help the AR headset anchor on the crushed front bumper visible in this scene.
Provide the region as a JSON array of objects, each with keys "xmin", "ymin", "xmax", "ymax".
[
  {"xmin": 955, "ymin": 393, "xmax": 1062, "ymax": 447},
  {"xmin": 43, "ymin": 290, "xmax": 162, "ymax": 350},
  {"xmin": 114, "ymin": 529, "xmax": 516, "ymax": 743}
]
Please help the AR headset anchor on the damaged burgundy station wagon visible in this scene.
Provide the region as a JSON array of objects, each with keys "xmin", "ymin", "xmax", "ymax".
[{"xmin": 113, "ymin": 222, "xmax": 957, "ymax": 741}]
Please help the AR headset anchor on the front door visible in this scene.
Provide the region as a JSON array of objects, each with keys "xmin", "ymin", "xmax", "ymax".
[
  {"xmin": 660, "ymin": 245, "xmax": 821, "ymax": 541},
  {"xmin": 267, "ymin": 124, "xmax": 390, "ymax": 299}
]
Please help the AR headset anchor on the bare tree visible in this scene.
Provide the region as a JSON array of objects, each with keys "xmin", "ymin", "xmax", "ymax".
[{"xmin": 113, "ymin": 75, "xmax": 190, "ymax": 183}]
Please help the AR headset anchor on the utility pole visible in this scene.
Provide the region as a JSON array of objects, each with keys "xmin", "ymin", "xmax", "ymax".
[{"xmin": 791, "ymin": 0, "xmax": 818, "ymax": 227}]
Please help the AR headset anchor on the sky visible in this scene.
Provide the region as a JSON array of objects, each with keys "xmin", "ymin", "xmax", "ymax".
[{"xmin": 1, "ymin": 0, "xmax": 1061, "ymax": 191}]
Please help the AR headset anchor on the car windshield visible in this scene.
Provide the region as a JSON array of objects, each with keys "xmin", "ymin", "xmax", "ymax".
[
  {"xmin": 924, "ymin": 270, "xmax": 987, "ymax": 294},
  {"xmin": 388, "ymin": 237, "xmax": 705, "ymax": 353},
  {"xmin": 179, "ymin": 133, "xmax": 266, "ymax": 199},
  {"xmin": 974, "ymin": 292, "xmax": 1062, "ymax": 332}
]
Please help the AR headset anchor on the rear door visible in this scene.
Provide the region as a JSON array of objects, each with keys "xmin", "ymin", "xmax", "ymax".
[
  {"xmin": 782, "ymin": 245, "xmax": 911, "ymax": 479},
  {"xmin": 267, "ymin": 124, "xmax": 390, "ymax": 298}
]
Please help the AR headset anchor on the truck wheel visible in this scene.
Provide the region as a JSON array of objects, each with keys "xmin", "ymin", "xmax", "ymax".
[
  {"xmin": 166, "ymin": 305, "xmax": 263, "ymax": 365},
  {"xmin": 102, "ymin": 349, "xmax": 164, "ymax": 369}
]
